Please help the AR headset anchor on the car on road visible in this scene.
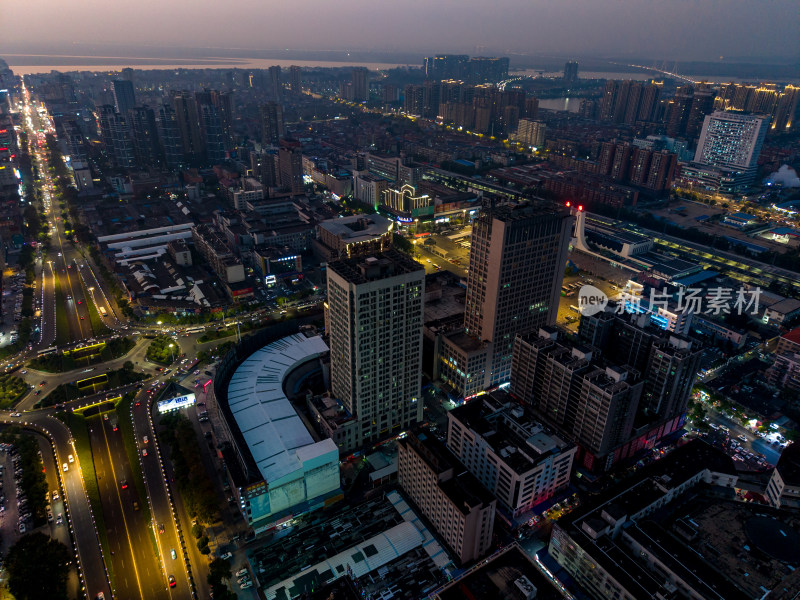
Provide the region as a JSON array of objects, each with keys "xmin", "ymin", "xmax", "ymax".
[
  {"xmin": 168, "ymin": 575, "xmax": 176, "ymax": 588},
  {"xmin": 158, "ymin": 522, "xmax": 165, "ymax": 534},
  {"xmin": 219, "ymin": 551, "xmax": 232, "ymax": 560},
  {"xmin": 96, "ymin": 593, "xmax": 105, "ymax": 600},
  {"xmin": 62, "ymin": 463, "xmax": 68, "ymax": 472},
  {"xmin": 52, "ymin": 491, "xmax": 59, "ymax": 501},
  {"xmin": 10, "ymin": 413, "xmax": 20, "ymax": 418},
  {"xmin": 241, "ymin": 581, "xmax": 253, "ymax": 589},
  {"xmin": 738, "ymin": 435, "xmax": 748, "ymax": 442},
  {"xmin": 55, "ymin": 513, "xmax": 63, "ymax": 525},
  {"xmin": 143, "ymin": 436, "xmax": 148, "ymax": 444},
  {"xmin": 142, "ymin": 448, "xmax": 147, "ymax": 457},
  {"xmin": 68, "ymin": 454, "xmax": 74, "ymax": 463},
  {"xmin": 236, "ymin": 569, "xmax": 248, "ymax": 578},
  {"xmin": 170, "ymin": 548, "xmax": 177, "ymax": 560},
  {"xmin": 120, "ymin": 480, "xmax": 128, "ymax": 489},
  {"xmin": 39, "ymin": 381, "xmax": 46, "ymax": 386}
]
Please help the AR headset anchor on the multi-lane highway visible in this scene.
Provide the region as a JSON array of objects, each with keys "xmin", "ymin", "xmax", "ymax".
[
  {"xmin": 20, "ymin": 81, "xmax": 119, "ymax": 354},
  {"xmin": 132, "ymin": 388, "xmax": 195, "ymax": 598},
  {"xmin": 90, "ymin": 411, "xmax": 177, "ymax": 598}
]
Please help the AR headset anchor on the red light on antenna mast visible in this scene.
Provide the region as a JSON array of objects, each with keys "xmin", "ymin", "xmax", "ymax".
[
  {"xmin": 565, "ymin": 201, "xmax": 571, "ymax": 207},
  {"xmin": 578, "ymin": 205, "xmax": 584, "ymax": 212}
]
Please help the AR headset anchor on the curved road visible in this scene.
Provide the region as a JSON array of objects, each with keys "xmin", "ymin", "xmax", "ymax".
[{"xmin": 0, "ymin": 410, "xmax": 112, "ymax": 600}]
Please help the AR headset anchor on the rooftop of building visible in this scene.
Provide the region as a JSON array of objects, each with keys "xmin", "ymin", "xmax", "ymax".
[
  {"xmin": 626, "ymin": 520, "xmax": 749, "ymax": 600},
  {"xmin": 400, "ymin": 429, "xmax": 495, "ymax": 514},
  {"xmin": 583, "ymin": 364, "xmax": 640, "ymax": 394},
  {"xmin": 477, "ymin": 198, "xmax": 570, "ymax": 224},
  {"xmin": 436, "ymin": 543, "xmax": 567, "ymax": 600},
  {"xmin": 767, "ymin": 298, "xmax": 800, "ymax": 315},
  {"xmin": 300, "ymin": 576, "xmax": 361, "ymax": 600},
  {"xmin": 727, "ymin": 211, "xmax": 758, "ymax": 221},
  {"xmin": 517, "ymin": 328, "xmax": 595, "ymax": 367},
  {"xmin": 191, "ymin": 280, "xmax": 229, "ymax": 307},
  {"xmin": 424, "ymin": 284, "xmax": 466, "ymax": 322},
  {"xmin": 563, "ymin": 440, "xmax": 737, "ymax": 532},
  {"xmin": 671, "ymin": 500, "xmax": 800, "ymax": 599},
  {"xmin": 354, "ymin": 172, "xmax": 388, "ymax": 183},
  {"xmin": 443, "ymin": 328, "xmax": 488, "ymax": 354},
  {"xmin": 327, "ymin": 249, "xmax": 423, "ymax": 285},
  {"xmin": 263, "ymin": 221, "xmax": 314, "ymax": 236},
  {"xmin": 317, "ymin": 213, "xmax": 393, "ymax": 242},
  {"xmin": 450, "ymin": 391, "xmax": 573, "ymax": 475},
  {"xmin": 584, "ymin": 221, "xmax": 651, "ymax": 245},
  {"xmin": 266, "ymin": 522, "xmax": 424, "ymax": 600},
  {"xmin": 254, "ymin": 491, "xmax": 451, "ymax": 600},
  {"xmin": 226, "ymin": 333, "xmax": 335, "ymax": 484},
  {"xmin": 192, "ymin": 222, "xmax": 231, "ymax": 255},
  {"xmin": 167, "ymin": 238, "xmax": 190, "ymax": 252},
  {"xmin": 552, "ymin": 443, "xmax": 758, "ymax": 600},
  {"xmin": 308, "ymin": 394, "xmax": 356, "ymax": 430},
  {"xmin": 641, "ymin": 253, "xmax": 701, "ymax": 279}
]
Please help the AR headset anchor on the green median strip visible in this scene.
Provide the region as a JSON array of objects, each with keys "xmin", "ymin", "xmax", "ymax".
[
  {"xmin": 80, "ymin": 278, "xmax": 112, "ymax": 338},
  {"xmin": 116, "ymin": 394, "xmax": 152, "ymax": 523},
  {"xmin": 116, "ymin": 393, "xmax": 162, "ymax": 561},
  {"xmin": 53, "ymin": 274, "xmax": 70, "ymax": 347}
]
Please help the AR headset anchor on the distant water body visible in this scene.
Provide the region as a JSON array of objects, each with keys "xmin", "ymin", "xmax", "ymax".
[
  {"xmin": 5, "ymin": 55, "xmax": 795, "ymax": 85},
  {"xmin": 538, "ymin": 98, "xmax": 582, "ymax": 113},
  {"xmin": 3, "ymin": 55, "xmax": 412, "ymax": 75},
  {"xmin": 517, "ymin": 69, "xmax": 796, "ymax": 84}
]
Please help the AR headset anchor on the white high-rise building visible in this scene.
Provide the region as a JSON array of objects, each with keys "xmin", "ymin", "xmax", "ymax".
[
  {"xmin": 327, "ymin": 251, "xmax": 425, "ymax": 449},
  {"xmin": 513, "ymin": 118, "xmax": 546, "ymax": 148},
  {"xmin": 693, "ymin": 110, "xmax": 769, "ymax": 191}
]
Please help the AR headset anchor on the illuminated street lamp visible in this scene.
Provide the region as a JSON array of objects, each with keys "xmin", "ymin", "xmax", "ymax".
[{"xmin": 169, "ymin": 343, "xmax": 175, "ymax": 364}]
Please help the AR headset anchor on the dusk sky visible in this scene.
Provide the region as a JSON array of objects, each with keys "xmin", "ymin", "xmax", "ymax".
[{"xmin": 2, "ymin": 0, "xmax": 799, "ymax": 61}]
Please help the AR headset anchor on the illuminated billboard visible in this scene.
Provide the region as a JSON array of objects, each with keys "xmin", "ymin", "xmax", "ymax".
[{"xmin": 157, "ymin": 393, "xmax": 197, "ymax": 414}]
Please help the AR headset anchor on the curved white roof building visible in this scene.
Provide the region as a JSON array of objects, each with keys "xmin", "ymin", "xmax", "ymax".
[{"xmin": 227, "ymin": 333, "xmax": 341, "ymax": 531}]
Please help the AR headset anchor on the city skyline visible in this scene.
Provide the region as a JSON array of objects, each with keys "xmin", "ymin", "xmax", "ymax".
[
  {"xmin": 1, "ymin": 0, "xmax": 799, "ymax": 62},
  {"xmin": 0, "ymin": 1, "xmax": 799, "ymax": 595}
]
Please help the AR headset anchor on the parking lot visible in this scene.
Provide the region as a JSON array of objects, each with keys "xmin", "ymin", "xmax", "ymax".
[
  {"xmin": 0, "ymin": 441, "xmax": 30, "ymax": 548},
  {"xmin": 555, "ymin": 274, "xmax": 621, "ymax": 331},
  {"xmin": 1, "ymin": 268, "xmax": 29, "ymax": 347},
  {"xmin": 0, "ymin": 443, "xmax": 20, "ymax": 553}
]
